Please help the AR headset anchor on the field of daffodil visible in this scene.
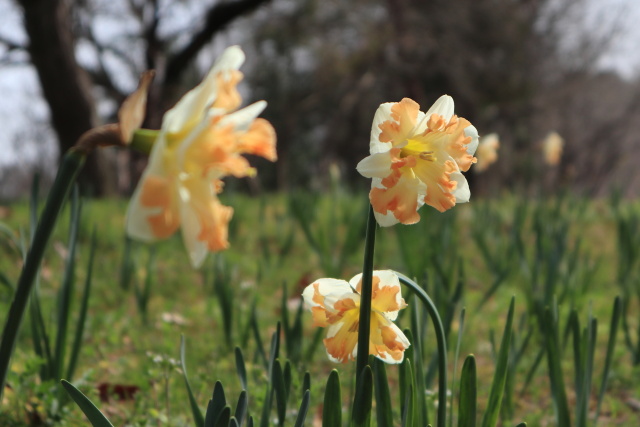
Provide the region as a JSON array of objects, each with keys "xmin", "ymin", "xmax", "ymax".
[{"xmin": 1, "ymin": 46, "xmax": 640, "ymax": 426}]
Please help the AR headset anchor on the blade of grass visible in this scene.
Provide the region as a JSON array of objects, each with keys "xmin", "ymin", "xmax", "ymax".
[
  {"xmin": 180, "ymin": 336, "xmax": 204, "ymax": 427},
  {"xmin": 595, "ymin": 296, "xmax": 621, "ymax": 424},
  {"xmin": 53, "ymin": 186, "xmax": 82, "ymax": 381},
  {"xmin": 480, "ymin": 296, "xmax": 515, "ymax": 427},
  {"xmin": 66, "ymin": 226, "xmax": 97, "ymax": 381}
]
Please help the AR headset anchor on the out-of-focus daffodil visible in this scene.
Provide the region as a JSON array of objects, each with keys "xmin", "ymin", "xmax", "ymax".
[
  {"xmin": 126, "ymin": 46, "xmax": 276, "ymax": 268},
  {"xmin": 474, "ymin": 133, "xmax": 500, "ymax": 173},
  {"xmin": 356, "ymin": 96, "xmax": 478, "ymax": 226},
  {"xmin": 542, "ymin": 131, "xmax": 563, "ymax": 166},
  {"xmin": 302, "ymin": 270, "xmax": 410, "ymax": 364}
]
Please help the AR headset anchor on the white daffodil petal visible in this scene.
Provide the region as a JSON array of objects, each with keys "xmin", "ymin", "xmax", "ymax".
[
  {"xmin": 219, "ymin": 101, "xmax": 267, "ymax": 131},
  {"xmin": 125, "ymin": 182, "xmax": 160, "ymax": 243},
  {"xmin": 164, "ymin": 46, "xmax": 245, "ymax": 134},
  {"xmin": 179, "ymin": 201, "xmax": 209, "ymax": 268},
  {"xmin": 302, "ymin": 278, "xmax": 353, "ymax": 309},
  {"xmin": 370, "ymin": 103, "xmax": 394, "ymax": 154},
  {"xmin": 356, "ymin": 152, "xmax": 392, "ymax": 178},
  {"xmin": 464, "ymin": 124, "xmax": 480, "ymax": 155},
  {"xmin": 424, "ymin": 95, "xmax": 454, "ymax": 122},
  {"xmin": 450, "ymin": 171, "xmax": 471, "ymax": 203}
]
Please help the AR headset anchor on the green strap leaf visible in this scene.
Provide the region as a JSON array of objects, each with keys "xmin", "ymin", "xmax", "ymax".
[
  {"xmin": 234, "ymin": 390, "xmax": 248, "ymax": 427},
  {"xmin": 213, "ymin": 406, "xmax": 231, "ymax": 427},
  {"xmin": 235, "ymin": 347, "xmax": 247, "ymax": 390},
  {"xmin": 480, "ymin": 296, "xmax": 515, "ymax": 427},
  {"xmin": 458, "ymin": 355, "xmax": 477, "ymax": 427},
  {"xmin": 373, "ymin": 358, "xmax": 393, "ymax": 427},
  {"xmin": 60, "ymin": 379, "xmax": 114, "ymax": 427},
  {"xmin": 205, "ymin": 381, "xmax": 227, "ymax": 427},
  {"xmin": 293, "ymin": 390, "xmax": 311, "ymax": 427},
  {"xmin": 323, "ymin": 370, "xmax": 341, "ymax": 427},
  {"xmin": 351, "ymin": 365, "xmax": 373, "ymax": 427}
]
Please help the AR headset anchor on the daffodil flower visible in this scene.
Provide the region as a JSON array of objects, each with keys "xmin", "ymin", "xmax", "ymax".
[
  {"xmin": 542, "ymin": 131, "xmax": 563, "ymax": 166},
  {"xmin": 126, "ymin": 46, "xmax": 277, "ymax": 268},
  {"xmin": 302, "ymin": 270, "xmax": 410, "ymax": 364},
  {"xmin": 474, "ymin": 133, "xmax": 500, "ymax": 173},
  {"xmin": 356, "ymin": 96, "xmax": 478, "ymax": 226}
]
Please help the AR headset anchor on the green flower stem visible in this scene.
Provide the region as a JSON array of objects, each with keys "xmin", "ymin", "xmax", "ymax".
[
  {"xmin": 130, "ymin": 129, "xmax": 159, "ymax": 154},
  {"xmin": 0, "ymin": 148, "xmax": 87, "ymax": 401},
  {"xmin": 355, "ymin": 205, "xmax": 376, "ymax": 388},
  {"xmin": 395, "ymin": 272, "xmax": 447, "ymax": 427}
]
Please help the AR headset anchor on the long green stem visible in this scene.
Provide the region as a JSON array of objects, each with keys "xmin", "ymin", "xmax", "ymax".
[
  {"xmin": 395, "ymin": 272, "xmax": 448, "ymax": 427},
  {"xmin": 0, "ymin": 149, "xmax": 86, "ymax": 401},
  {"xmin": 355, "ymin": 205, "xmax": 377, "ymax": 388}
]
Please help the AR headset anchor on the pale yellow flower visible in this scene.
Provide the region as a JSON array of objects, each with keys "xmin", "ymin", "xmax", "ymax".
[
  {"xmin": 474, "ymin": 133, "xmax": 500, "ymax": 173},
  {"xmin": 356, "ymin": 96, "xmax": 478, "ymax": 226},
  {"xmin": 302, "ymin": 270, "xmax": 410, "ymax": 364},
  {"xmin": 543, "ymin": 131, "xmax": 563, "ymax": 166},
  {"xmin": 126, "ymin": 46, "xmax": 276, "ymax": 268}
]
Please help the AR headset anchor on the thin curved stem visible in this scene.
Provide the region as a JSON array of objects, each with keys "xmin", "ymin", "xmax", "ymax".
[
  {"xmin": 395, "ymin": 272, "xmax": 448, "ymax": 427},
  {"xmin": 355, "ymin": 205, "xmax": 376, "ymax": 387}
]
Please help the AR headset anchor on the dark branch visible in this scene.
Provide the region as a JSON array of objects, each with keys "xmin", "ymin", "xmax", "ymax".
[{"xmin": 164, "ymin": 0, "xmax": 271, "ymax": 85}]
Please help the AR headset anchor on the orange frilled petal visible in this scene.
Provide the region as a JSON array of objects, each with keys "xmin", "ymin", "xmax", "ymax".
[
  {"xmin": 417, "ymin": 159, "xmax": 458, "ymax": 213},
  {"xmin": 378, "ymin": 98, "xmax": 421, "ymax": 147},
  {"xmin": 370, "ymin": 172, "xmax": 425, "ymax": 225},
  {"xmin": 441, "ymin": 116, "xmax": 477, "ymax": 172},
  {"xmin": 370, "ymin": 313, "xmax": 410, "ymax": 363},
  {"xmin": 211, "ymin": 70, "xmax": 243, "ymax": 111},
  {"xmin": 140, "ymin": 174, "xmax": 180, "ymax": 239},
  {"xmin": 238, "ymin": 118, "xmax": 277, "ymax": 161}
]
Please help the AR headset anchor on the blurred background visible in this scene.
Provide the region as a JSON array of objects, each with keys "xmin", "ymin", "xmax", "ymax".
[{"xmin": 1, "ymin": 0, "xmax": 639, "ymax": 200}]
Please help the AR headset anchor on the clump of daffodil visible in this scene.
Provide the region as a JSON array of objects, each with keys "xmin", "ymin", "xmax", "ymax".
[
  {"xmin": 542, "ymin": 131, "xmax": 563, "ymax": 166},
  {"xmin": 356, "ymin": 96, "xmax": 479, "ymax": 226},
  {"xmin": 302, "ymin": 270, "xmax": 410, "ymax": 364},
  {"xmin": 126, "ymin": 46, "xmax": 277, "ymax": 268},
  {"xmin": 474, "ymin": 133, "xmax": 500, "ymax": 173}
]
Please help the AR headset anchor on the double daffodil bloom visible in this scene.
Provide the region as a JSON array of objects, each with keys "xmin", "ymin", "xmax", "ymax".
[
  {"xmin": 474, "ymin": 133, "xmax": 500, "ymax": 173},
  {"xmin": 302, "ymin": 270, "xmax": 410, "ymax": 364},
  {"xmin": 356, "ymin": 96, "xmax": 478, "ymax": 226},
  {"xmin": 126, "ymin": 46, "xmax": 276, "ymax": 268}
]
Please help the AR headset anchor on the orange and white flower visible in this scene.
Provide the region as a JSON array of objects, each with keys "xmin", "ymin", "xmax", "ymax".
[
  {"xmin": 356, "ymin": 96, "xmax": 478, "ymax": 226},
  {"xmin": 542, "ymin": 131, "xmax": 563, "ymax": 166},
  {"xmin": 474, "ymin": 133, "xmax": 500, "ymax": 173},
  {"xmin": 126, "ymin": 46, "xmax": 276, "ymax": 268},
  {"xmin": 302, "ymin": 270, "xmax": 410, "ymax": 364}
]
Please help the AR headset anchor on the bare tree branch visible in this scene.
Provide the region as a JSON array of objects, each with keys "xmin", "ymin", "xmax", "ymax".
[{"xmin": 164, "ymin": 0, "xmax": 272, "ymax": 85}]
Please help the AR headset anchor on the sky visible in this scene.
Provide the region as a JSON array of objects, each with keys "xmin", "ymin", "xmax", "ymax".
[{"xmin": 0, "ymin": 0, "xmax": 639, "ymax": 197}]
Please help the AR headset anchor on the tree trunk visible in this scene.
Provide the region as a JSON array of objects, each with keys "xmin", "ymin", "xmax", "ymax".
[{"xmin": 19, "ymin": 0, "xmax": 108, "ymax": 196}]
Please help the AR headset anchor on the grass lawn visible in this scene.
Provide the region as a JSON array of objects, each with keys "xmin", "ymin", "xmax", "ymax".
[{"xmin": 1, "ymin": 191, "xmax": 639, "ymax": 426}]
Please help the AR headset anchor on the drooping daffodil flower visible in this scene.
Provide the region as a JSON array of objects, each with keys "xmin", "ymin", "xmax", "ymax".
[
  {"xmin": 126, "ymin": 46, "xmax": 277, "ymax": 268},
  {"xmin": 356, "ymin": 96, "xmax": 478, "ymax": 226},
  {"xmin": 302, "ymin": 270, "xmax": 410, "ymax": 364}
]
